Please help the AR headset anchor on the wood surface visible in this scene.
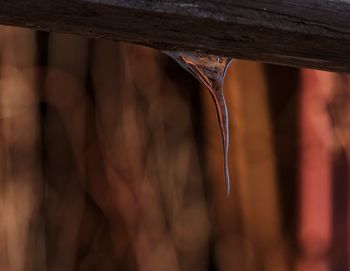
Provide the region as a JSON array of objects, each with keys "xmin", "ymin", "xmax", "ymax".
[{"xmin": 0, "ymin": 0, "xmax": 349, "ymax": 72}]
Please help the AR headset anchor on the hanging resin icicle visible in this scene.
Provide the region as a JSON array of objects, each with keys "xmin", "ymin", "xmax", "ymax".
[{"xmin": 164, "ymin": 51, "xmax": 233, "ymax": 196}]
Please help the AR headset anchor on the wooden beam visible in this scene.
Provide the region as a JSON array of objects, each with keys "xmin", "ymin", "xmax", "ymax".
[{"xmin": 0, "ymin": 0, "xmax": 350, "ymax": 72}]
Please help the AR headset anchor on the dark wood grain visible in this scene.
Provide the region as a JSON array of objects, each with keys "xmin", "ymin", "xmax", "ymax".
[{"xmin": 0, "ymin": 0, "xmax": 349, "ymax": 72}]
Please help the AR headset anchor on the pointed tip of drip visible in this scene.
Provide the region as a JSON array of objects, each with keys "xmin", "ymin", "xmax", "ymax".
[{"xmin": 225, "ymin": 176, "xmax": 230, "ymax": 198}]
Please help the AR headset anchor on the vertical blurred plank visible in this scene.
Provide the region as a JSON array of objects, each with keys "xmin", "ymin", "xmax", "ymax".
[
  {"xmin": 327, "ymin": 74, "xmax": 350, "ymax": 271},
  {"xmin": 89, "ymin": 40, "xmax": 137, "ymax": 270},
  {"xmin": 231, "ymin": 61, "xmax": 287, "ymax": 271},
  {"xmin": 91, "ymin": 42, "xmax": 182, "ymax": 271},
  {"xmin": 265, "ymin": 65, "xmax": 299, "ymax": 245},
  {"xmin": 0, "ymin": 27, "xmax": 7, "ymax": 270},
  {"xmin": 0, "ymin": 27, "xmax": 45, "ymax": 271},
  {"xmin": 204, "ymin": 60, "xmax": 287, "ymax": 271},
  {"xmin": 331, "ymin": 149, "xmax": 349, "ymax": 271},
  {"xmin": 130, "ymin": 48, "xmax": 210, "ymax": 271},
  {"xmin": 297, "ymin": 70, "xmax": 334, "ymax": 271},
  {"xmin": 150, "ymin": 55, "xmax": 210, "ymax": 271},
  {"xmin": 345, "ymin": 76, "xmax": 350, "ymax": 271},
  {"xmin": 44, "ymin": 33, "xmax": 89, "ymax": 271}
]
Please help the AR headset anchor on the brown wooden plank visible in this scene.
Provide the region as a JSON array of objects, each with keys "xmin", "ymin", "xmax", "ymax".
[{"xmin": 0, "ymin": 0, "xmax": 349, "ymax": 72}]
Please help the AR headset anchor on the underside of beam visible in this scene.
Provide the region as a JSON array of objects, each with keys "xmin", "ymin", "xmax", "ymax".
[{"xmin": 0, "ymin": 0, "xmax": 349, "ymax": 72}]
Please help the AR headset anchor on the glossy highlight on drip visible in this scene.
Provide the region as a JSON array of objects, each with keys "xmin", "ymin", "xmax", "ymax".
[{"xmin": 164, "ymin": 51, "xmax": 233, "ymax": 195}]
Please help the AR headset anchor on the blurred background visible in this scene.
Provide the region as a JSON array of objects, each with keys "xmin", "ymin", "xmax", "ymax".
[{"xmin": 0, "ymin": 26, "xmax": 349, "ymax": 271}]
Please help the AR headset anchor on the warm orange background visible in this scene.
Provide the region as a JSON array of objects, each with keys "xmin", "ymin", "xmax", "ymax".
[{"xmin": 0, "ymin": 26, "xmax": 349, "ymax": 271}]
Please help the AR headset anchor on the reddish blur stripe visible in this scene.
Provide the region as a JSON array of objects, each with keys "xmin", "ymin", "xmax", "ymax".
[{"xmin": 298, "ymin": 70, "xmax": 334, "ymax": 271}]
